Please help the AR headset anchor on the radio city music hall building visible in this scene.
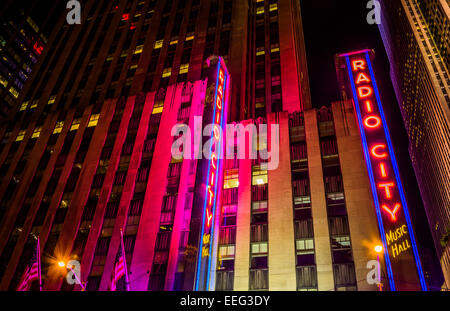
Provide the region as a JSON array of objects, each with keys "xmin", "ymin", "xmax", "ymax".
[{"xmin": 0, "ymin": 0, "xmax": 427, "ymax": 291}]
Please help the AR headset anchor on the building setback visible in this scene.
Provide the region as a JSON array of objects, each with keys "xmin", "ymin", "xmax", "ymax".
[
  {"xmin": 0, "ymin": 0, "xmax": 424, "ymax": 291},
  {"xmin": 378, "ymin": 0, "xmax": 450, "ymax": 288}
]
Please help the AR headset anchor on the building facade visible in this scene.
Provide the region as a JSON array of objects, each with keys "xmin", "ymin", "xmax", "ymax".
[
  {"xmin": 0, "ymin": 77, "xmax": 385, "ymax": 290},
  {"xmin": 378, "ymin": 0, "xmax": 450, "ymax": 288},
  {"xmin": 0, "ymin": 0, "xmax": 64, "ymax": 119},
  {"xmin": 0, "ymin": 0, "xmax": 426, "ymax": 291}
]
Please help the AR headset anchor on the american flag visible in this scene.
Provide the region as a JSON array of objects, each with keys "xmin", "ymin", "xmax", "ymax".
[
  {"xmin": 17, "ymin": 241, "xmax": 40, "ymax": 291},
  {"xmin": 111, "ymin": 245, "xmax": 126, "ymax": 291}
]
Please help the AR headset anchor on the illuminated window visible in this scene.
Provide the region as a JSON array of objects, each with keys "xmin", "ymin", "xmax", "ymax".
[
  {"xmin": 130, "ymin": 64, "xmax": 138, "ymax": 70},
  {"xmin": 53, "ymin": 121, "xmax": 64, "ymax": 134},
  {"xmin": 271, "ymin": 46, "xmax": 280, "ymax": 53},
  {"xmin": 333, "ymin": 236, "xmax": 350, "ymax": 247},
  {"xmin": 59, "ymin": 199, "xmax": 70, "ymax": 209},
  {"xmin": 252, "ymin": 201, "xmax": 268, "ymax": 212},
  {"xmin": 256, "ymin": 7, "xmax": 265, "ymax": 14},
  {"xmin": 70, "ymin": 118, "xmax": 81, "ymax": 131},
  {"xmin": 169, "ymin": 39, "xmax": 178, "ymax": 45},
  {"xmin": 32, "ymin": 127, "xmax": 42, "ymax": 139},
  {"xmin": 19, "ymin": 101, "xmax": 29, "ymax": 111},
  {"xmin": 179, "ymin": 63, "xmax": 189, "ymax": 74},
  {"xmin": 88, "ymin": 114, "xmax": 100, "ymax": 127},
  {"xmin": 253, "ymin": 134, "xmax": 267, "ymax": 151},
  {"xmin": 224, "ymin": 169, "xmax": 239, "ymax": 189},
  {"xmin": 0, "ymin": 74, "xmax": 7, "ymax": 87},
  {"xmin": 134, "ymin": 45, "xmax": 144, "ymax": 54},
  {"xmin": 26, "ymin": 17, "xmax": 39, "ymax": 32},
  {"xmin": 294, "ymin": 196, "xmax": 311, "ymax": 206},
  {"xmin": 154, "ymin": 40, "xmax": 163, "ymax": 49},
  {"xmin": 48, "ymin": 95, "xmax": 56, "ymax": 105},
  {"xmin": 251, "ymin": 242, "xmax": 268, "ymax": 254},
  {"xmin": 171, "ymin": 156, "xmax": 183, "ymax": 164},
  {"xmin": 162, "ymin": 68, "xmax": 172, "ymax": 78},
  {"xmin": 219, "ymin": 245, "xmax": 235, "ymax": 258},
  {"xmin": 152, "ymin": 100, "xmax": 164, "ymax": 114},
  {"xmin": 269, "ymin": 4, "xmax": 278, "ymax": 11},
  {"xmin": 185, "ymin": 34, "xmax": 195, "ymax": 41},
  {"xmin": 106, "ymin": 55, "xmax": 114, "ymax": 61},
  {"xmin": 30, "ymin": 100, "xmax": 38, "ymax": 109},
  {"xmin": 9, "ymin": 87, "xmax": 19, "ymax": 98},
  {"xmin": 252, "ymin": 167, "xmax": 268, "ymax": 185},
  {"xmin": 16, "ymin": 130, "xmax": 26, "ymax": 142},
  {"xmin": 296, "ymin": 239, "xmax": 314, "ymax": 254},
  {"xmin": 256, "ymin": 49, "xmax": 265, "ymax": 56}
]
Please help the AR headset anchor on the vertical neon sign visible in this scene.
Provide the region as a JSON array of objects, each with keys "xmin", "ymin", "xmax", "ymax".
[
  {"xmin": 339, "ymin": 50, "xmax": 427, "ymax": 291},
  {"xmin": 195, "ymin": 57, "xmax": 229, "ymax": 291}
]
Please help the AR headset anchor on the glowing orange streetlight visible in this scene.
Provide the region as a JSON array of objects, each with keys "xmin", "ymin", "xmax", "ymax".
[
  {"xmin": 58, "ymin": 261, "xmax": 66, "ymax": 268},
  {"xmin": 374, "ymin": 245, "xmax": 383, "ymax": 253}
]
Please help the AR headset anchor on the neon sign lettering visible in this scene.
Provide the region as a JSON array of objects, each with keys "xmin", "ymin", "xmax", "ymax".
[
  {"xmin": 341, "ymin": 50, "xmax": 427, "ymax": 290},
  {"xmin": 195, "ymin": 57, "xmax": 229, "ymax": 291},
  {"xmin": 386, "ymin": 225, "xmax": 412, "ymax": 259}
]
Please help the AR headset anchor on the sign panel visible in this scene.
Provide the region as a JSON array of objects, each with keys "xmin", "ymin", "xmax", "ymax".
[
  {"xmin": 339, "ymin": 50, "xmax": 427, "ymax": 291},
  {"xmin": 195, "ymin": 57, "xmax": 230, "ymax": 291}
]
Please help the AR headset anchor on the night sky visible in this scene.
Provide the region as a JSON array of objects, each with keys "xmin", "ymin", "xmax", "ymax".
[{"xmin": 300, "ymin": 0, "xmax": 444, "ymax": 288}]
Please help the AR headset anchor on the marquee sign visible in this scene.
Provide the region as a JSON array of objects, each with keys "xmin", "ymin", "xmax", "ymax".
[
  {"xmin": 195, "ymin": 57, "xmax": 230, "ymax": 291},
  {"xmin": 339, "ymin": 50, "xmax": 427, "ymax": 291}
]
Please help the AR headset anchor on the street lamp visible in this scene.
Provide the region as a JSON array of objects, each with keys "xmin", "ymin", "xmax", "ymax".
[{"xmin": 374, "ymin": 245, "xmax": 383, "ymax": 291}]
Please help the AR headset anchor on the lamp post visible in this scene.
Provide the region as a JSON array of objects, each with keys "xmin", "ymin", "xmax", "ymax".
[{"xmin": 374, "ymin": 245, "xmax": 383, "ymax": 291}]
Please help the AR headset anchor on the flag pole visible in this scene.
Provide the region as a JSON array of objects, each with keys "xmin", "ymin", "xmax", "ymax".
[
  {"xmin": 37, "ymin": 237, "xmax": 42, "ymax": 292},
  {"xmin": 120, "ymin": 228, "xmax": 130, "ymax": 291}
]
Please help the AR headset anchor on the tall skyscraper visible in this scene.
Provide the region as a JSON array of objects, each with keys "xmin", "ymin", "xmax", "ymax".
[
  {"xmin": 0, "ymin": 0, "xmax": 64, "ymax": 119},
  {"xmin": 0, "ymin": 0, "xmax": 427, "ymax": 291},
  {"xmin": 378, "ymin": 0, "xmax": 450, "ymax": 288}
]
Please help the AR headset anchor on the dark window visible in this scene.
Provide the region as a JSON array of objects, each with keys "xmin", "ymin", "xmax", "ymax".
[
  {"xmin": 249, "ymin": 268, "xmax": 268, "ymax": 290},
  {"xmin": 216, "ymin": 271, "xmax": 234, "ymax": 291},
  {"xmin": 296, "ymin": 266, "xmax": 317, "ymax": 290},
  {"xmin": 333, "ymin": 263, "xmax": 357, "ymax": 290},
  {"xmin": 82, "ymin": 197, "xmax": 98, "ymax": 221},
  {"xmin": 94, "ymin": 237, "xmax": 111, "ymax": 256},
  {"xmin": 105, "ymin": 201, "xmax": 119, "ymax": 219}
]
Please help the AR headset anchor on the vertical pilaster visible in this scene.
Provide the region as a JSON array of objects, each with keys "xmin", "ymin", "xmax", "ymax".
[
  {"xmin": 129, "ymin": 84, "xmax": 180, "ymax": 290},
  {"xmin": 332, "ymin": 101, "xmax": 382, "ymax": 291},
  {"xmin": 267, "ymin": 112, "xmax": 296, "ymax": 290},
  {"xmin": 304, "ymin": 109, "xmax": 334, "ymax": 291},
  {"xmin": 233, "ymin": 122, "xmax": 252, "ymax": 290}
]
